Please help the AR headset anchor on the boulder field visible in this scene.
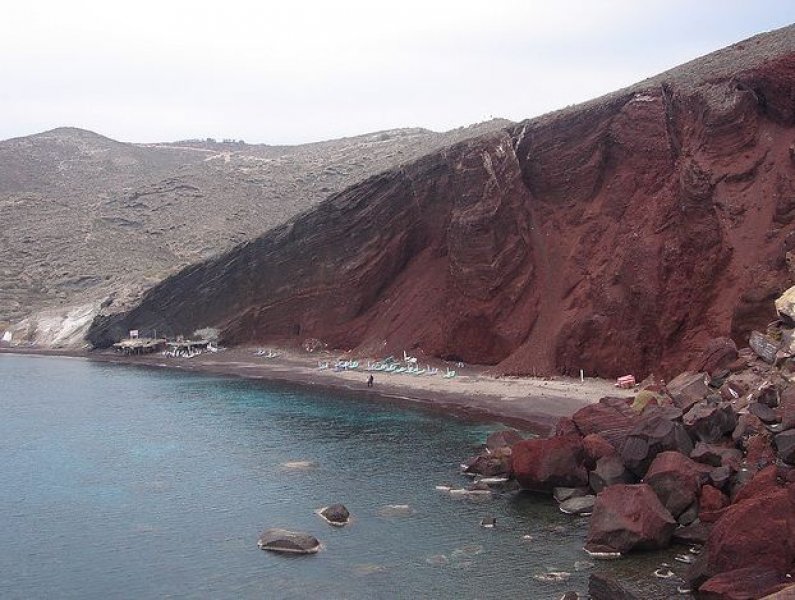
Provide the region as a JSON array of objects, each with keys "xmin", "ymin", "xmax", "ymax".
[
  {"xmin": 466, "ymin": 285, "xmax": 795, "ymax": 598},
  {"xmin": 87, "ymin": 25, "xmax": 795, "ymax": 380}
]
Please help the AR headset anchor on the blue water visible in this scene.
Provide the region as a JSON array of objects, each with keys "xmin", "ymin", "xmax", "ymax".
[{"xmin": 0, "ymin": 354, "xmax": 685, "ymax": 599}]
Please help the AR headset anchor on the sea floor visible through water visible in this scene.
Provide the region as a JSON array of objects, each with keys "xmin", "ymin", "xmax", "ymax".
[{"xmin": 0, "ymin": 354, "xmax": 691, "ymax": 599}]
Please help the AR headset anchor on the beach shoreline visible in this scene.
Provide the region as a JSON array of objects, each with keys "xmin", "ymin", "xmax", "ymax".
[{"xmin": 0, "ymin": 345, "xmax": 628, "ymax": 434}]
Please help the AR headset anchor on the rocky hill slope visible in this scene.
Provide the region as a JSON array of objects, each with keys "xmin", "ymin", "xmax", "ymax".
[
  {"xmin": 88, "ymin": 25, "xmax": 795, "ymax": 379},
  {"xmin": 0, "ymin": 120, "xmax": 509, "ymax": 331}
]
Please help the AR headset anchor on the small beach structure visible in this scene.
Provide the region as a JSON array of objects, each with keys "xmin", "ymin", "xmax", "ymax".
[
  {"xmin": 165, "ymin": 339, "xmax": 210, "ymax": 357},
  {"xmin": 113, "ymin": 337, "xmax": 166, "ymax": 355}
]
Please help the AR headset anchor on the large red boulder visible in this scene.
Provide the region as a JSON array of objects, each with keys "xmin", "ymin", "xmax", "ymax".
[
  {"xmin": 571, "ymin": 400, "xmax": 638, "ymax": 450},
  {"xmin": 584, "ymin": 484, "xmax": 677, "ymax": 554},
  {"xmin": 644, "ymin": 450, "xmax": 711, "ymax": 518},
  {"xmin": 510, "ymin": 435, "xmax": 587, "ymax": 492},
  {"xmin": 688, "ymin": 485, "xmax": 795, "ymax": 590},
  {"xmin": 698, "ymin": 566, "xmax": 788, "ymax": 600}
]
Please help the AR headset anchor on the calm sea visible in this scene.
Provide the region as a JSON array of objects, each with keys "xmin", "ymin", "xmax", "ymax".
[{"xmin": 0, "ymin": 354, "xmax": 687, "ymax": 599}]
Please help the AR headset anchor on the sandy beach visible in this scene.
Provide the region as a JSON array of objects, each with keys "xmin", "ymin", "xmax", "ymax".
[{"xmin": 0, "ymin": 345, "xmax": 628, "ymax": 434}]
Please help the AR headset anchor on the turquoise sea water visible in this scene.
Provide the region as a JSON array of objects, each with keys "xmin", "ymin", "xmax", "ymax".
[{"xmin": 0, "ymin": 354, "xmax": 687, "ymax": 599}]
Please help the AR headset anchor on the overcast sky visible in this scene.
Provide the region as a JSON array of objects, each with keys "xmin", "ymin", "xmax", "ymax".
[{"xmin": 1, "ymin": 1, "xmax": 793, "ymax": 144}]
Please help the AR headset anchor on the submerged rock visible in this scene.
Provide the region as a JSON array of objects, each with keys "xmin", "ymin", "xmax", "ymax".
[
  {"xmin": 257, "ymin": 528, "xmax": 321, "ymax": 554},
  {"xmin": 280, "ymin": 460, "xmax": 317, "ymax": 470},
  {"xmin": 480, "ymin": 516, "xmax": 496, "ymax": 528},
  {"xmin": 377, "ymin": 504, "xmax": 414, "ymax": 517}
]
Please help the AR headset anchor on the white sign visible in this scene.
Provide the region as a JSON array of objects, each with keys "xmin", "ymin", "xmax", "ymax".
[{"xmin": 129, "ymin": 330, "xmax": 139, "ymax": 339}]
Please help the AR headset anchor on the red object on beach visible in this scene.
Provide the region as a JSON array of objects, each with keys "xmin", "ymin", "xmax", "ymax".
[{"xmin": 615, "ymin": 375, "xmax": 636, "ymax": 389}]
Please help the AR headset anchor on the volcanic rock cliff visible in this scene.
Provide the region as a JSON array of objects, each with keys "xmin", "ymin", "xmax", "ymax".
[{"xmin": 88, "ymin": 26, "xmax": 795, "ymax": 379}]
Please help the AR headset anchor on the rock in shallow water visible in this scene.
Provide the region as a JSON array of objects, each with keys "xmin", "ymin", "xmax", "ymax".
[
  {"xmin": 585, "ymin": 484, "xmax": 676, "ymax": 554},
  {"xmin": 258, "ymin": 528, "xmax": 321, "ymax": 554},
  {"xmin": 559, "ymin": 495, "xmax": 595, "ymax": 515},
  {"xmin": 588, "ymin": 572, "xmax": 641, "ymax": 600},
  {"xmin": 319, "ymin": 503, "xmax": 351, "ymax": 526}
]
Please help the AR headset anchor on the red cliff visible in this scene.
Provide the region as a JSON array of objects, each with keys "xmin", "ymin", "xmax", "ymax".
[{"xmin": 88, "ymin": 26, "xmax": 795, "ymax": 379}]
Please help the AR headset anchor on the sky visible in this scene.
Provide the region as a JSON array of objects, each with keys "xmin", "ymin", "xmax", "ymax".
[{"xmin": 1, "ymin": 1, "xmax": 793, "ymax": 145}]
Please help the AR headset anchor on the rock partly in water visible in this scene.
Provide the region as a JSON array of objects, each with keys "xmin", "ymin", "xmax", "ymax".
[
  {"xmin": 511, "ymin": 435, "xmax": 587, "ymax": 492},
  {"xmin": 553, "ymin": 486, "xmax": 591, "ymax": 503},
  {"xmin": 462, "ymin": 450, "xmax": 511, "ymax": 477},
  {"xmin": 588, "ymin": 572, "xmax": 641, "ymax": 600},
  {"xmin": 257, "ymin": 528, "xmax": 321, "ymax": 554},
  {"xmin": 559, "ymin": 495, "xmax": 596, "ymax": 515},
  {"xmin": 698, "ymin": 566, "xmax": 789, "ymax": 600},
  {"xmin": 377, "ymin": 504, "xmax": 415, "ymax": 517},
  {"xmin": 485, "ymin": 429, "xmax": 523, "ymax": 451},
  {"xmin": 687, "ymin": 485, "xmax": 795, "ymax": 591},
  {"xmin": 319, "ymin": 503, "xmax": 351, "ymax": 526},
  {"xmin": 585, "ymin": 484, "xmax": 677, "ymax": 554},
  {"xmin": 672, "ymin": 520, "xmax": 712, "ymax": 545}
]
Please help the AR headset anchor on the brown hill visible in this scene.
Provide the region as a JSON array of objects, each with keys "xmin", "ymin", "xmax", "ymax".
[
  {"xmin": 87, "ymin": 25, "xmax": 795, "ymax": 379},
  {"xmin": 0, "ymin": 120, "xmax": 509, "ymax": 329}
]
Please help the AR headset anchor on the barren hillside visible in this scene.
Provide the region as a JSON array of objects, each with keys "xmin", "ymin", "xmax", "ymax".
[{"xmin": 0, "ymin": 120, "xmax": 510, "ymax": 331}]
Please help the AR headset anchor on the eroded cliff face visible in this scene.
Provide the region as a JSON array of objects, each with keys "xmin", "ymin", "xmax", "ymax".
[{"xmin": 87, "ymin": 33, "xmax": 795, "ymax": 379}]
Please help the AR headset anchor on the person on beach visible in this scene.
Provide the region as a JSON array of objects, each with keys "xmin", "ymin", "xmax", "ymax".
[{"xmin": 367, "ymin": 374, "xmax": 374, "ymax": 388}]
